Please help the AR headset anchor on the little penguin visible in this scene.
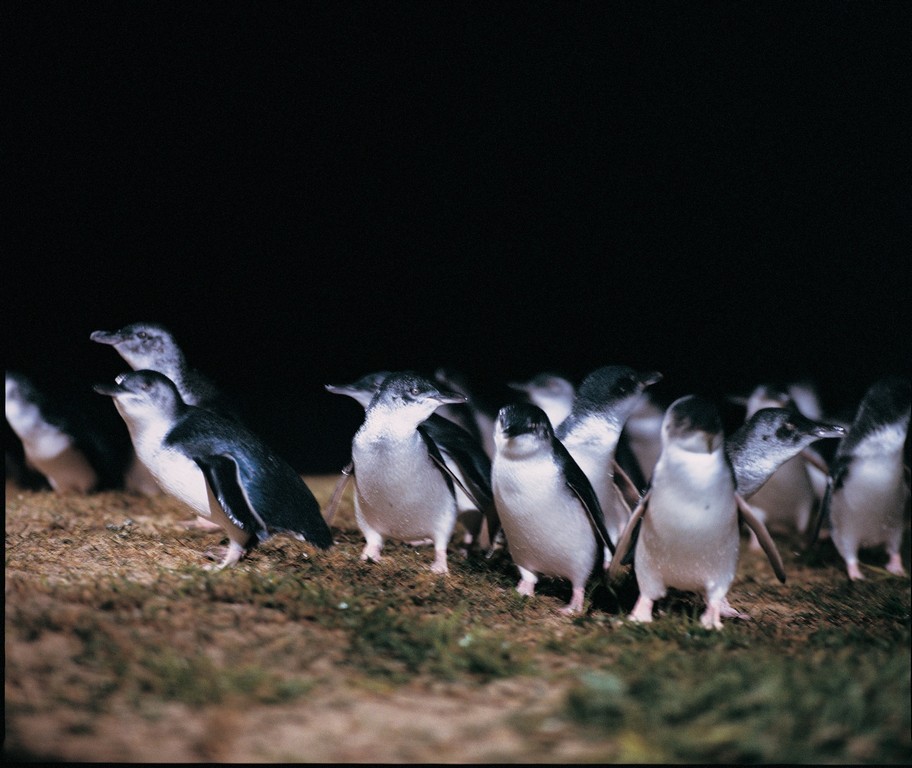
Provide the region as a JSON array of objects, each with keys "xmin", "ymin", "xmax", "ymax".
[
  {"xmin": 508, "ymin": 372, "xmax": 576, "ymax": 429},
  {"xmin": 6, "ymin": 371, "xmax": 102, "ymax": 493},
  {"xmin": 350, "ymin": 371, "xmax": 491, "ymax": 573},
  {"xmin": 90, "ymin": 321, "xmax": 241, "ymax": 421},
  {"xmin": 609, "ymin": 395, "xmax": 786, "ymax": 630},
  {"xmin": 819, "ymin": 376, "xmax": 910, "ymax": 580},
  {"xmin": 491, "ymin": 402, "xmax": 614, "ymax": 614},
  {"xmin": 727, "ymin": 402, "xmax": 846, "ymax": 541},
  {"xmin": 326, "ymin": 371, "xmax": 498, "ymax": 549},
  {"xmin": 92, "ymin": 321, "xmax": 242, "ymax": 525},
  {"xmin": 555, "ymin": 365, "xmax": 663, "ymax": 558},
  {"xmin": 95, "ymin": 370, "xmax": 331, "ymax": 569}
]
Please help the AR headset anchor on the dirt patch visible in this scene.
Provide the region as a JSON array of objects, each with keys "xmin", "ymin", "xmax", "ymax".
[{"xmin": 5, "ymin": 477, "xmax": 911, "ymax": 762}]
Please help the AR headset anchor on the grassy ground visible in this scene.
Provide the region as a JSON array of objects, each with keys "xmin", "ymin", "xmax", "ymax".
[{"xmin": 5, "ymin": 476, "xmax": 911, "ymax": 763}]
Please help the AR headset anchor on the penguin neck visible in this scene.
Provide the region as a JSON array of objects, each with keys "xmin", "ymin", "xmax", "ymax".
[
  {"xmin": 358, "ymin": 406, "xmax": 432, "ymax": 442},
  {"xmin": 659, "ymin": 441, "xmax": 730, "ymax": 492},
  {"xmin": 115, "ymin": 402, "xmax": 179, "ymax": 450},
  {"xmin": 559, "ymin": 414, "xmax": 623, "ymax": 456},
  {"xmin": 850, "ymin": 420, "xmax": 910, "ymax": 458},
  {"xmin": 531, "ymin": 395, "xmax": 573, "ymax": 428}
]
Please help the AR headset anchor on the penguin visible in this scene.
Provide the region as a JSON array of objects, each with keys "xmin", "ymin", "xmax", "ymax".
[
  {"xmin": 91, "ymin": 321, "xmax": 243, "ymax": 525},
  {"xmin": 90, "ymin": 321, "xmax": 241, "ymax": 421},
  {"xmin": 5, "ymin": 371, "xmax": 136, "ymax": 493},
  {"xmin": 609, "ymin": 396, "xmax": 785, "ymax": 630},
  {"xmin": 95, "ymin": 370, "xmax": 331, "ymax": 569},
  {"xmin": 491, "ymin": 402, "xmax": 614, "ymax": 613},
  {"xmin": 555, "ymin": 365, "xmax": 663, "ymax": 558},
  {"xmin": 326, "ymin": 371, "xmax": 498, "ymax": 548},
  {"xmin": 727, "ymin": 402, "xmax": 846, "ymax": 541},
  {"xmin": 817, "ymin": 376, "xmax": 911, "ymax": 580},
  {"xmin": 620, "ymin": 392, "xmax": 665, "ymax": 486},
  {"xmin": 508, "ymin": 372, "xmax": 575, "ymax": 430},
  {"xmin": 434, "ymin": 368, "xmax": 497, "ymax": 459},
  {"xmin": 349, "ymin": 371, "xmax": 494, "ymax": 573}
]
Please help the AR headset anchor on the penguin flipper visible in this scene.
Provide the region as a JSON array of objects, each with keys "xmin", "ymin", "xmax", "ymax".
[
  {"xmin": 420, "ymin": 415, "xmax": 493, "ymax": 503},
  {"xmin": 323, "ymin": 461, "xmax": 354, "ymax": 526},
  {"xmin": 612, "ymin": 459, "xmax": 642, "ymax": 509},
  {"xmin": 419, "ymin": 417, "xmax": 501, "ymax": 541},
  {"xmin": 194, "ymin": 454, "xmax": 269, "ymax": 540},
  {"xmin": 736, "ymin": 493, "xmax": 786, "ymax": 583},
  {"xmin": 608, "ymin": 490, "xmax": 650, "ymax": 582}
]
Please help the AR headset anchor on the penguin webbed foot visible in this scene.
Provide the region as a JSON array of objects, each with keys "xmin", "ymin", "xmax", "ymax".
[
  {"xmin": 886, "ymin": 553, "xmax": 907, "ymax": 577},
  {"xmin": 559, "ymin": 587, "xmax": 586, "ymax": 615},
  {"xmin": 429, "ymin": 549, "xmax": 449, "ymax": 574},
  {"xmin": 360, "ymin": 542, "xmax": 383, "ymax": 563},
  {"xmin": 180, "ymin": 516, "xmax": 223, "ymax": 532},
  {"xmin": 201, "ymin": 541, "xmax": 247, "ymax": 570}
]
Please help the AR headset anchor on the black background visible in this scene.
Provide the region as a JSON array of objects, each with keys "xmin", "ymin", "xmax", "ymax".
[{"xmin": 5, "ymin": 2, "xmax": 910, "ymax": 472}]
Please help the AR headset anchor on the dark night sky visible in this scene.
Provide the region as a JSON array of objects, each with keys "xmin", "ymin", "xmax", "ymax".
[{"xmin": 5, "ymin": 1, "xmax": 911, "ymax": 471}]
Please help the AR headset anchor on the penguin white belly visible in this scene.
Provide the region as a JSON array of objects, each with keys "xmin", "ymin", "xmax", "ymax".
[
  {"xmin": 638, "ymin": 454, "xmax": 739, "ymax": 598},
  {"xmin": 563, "ymin": 443, "xmax": 629, "ymax": 544},
  {"xmin": 352, "ymin": 433, "xmax": 457, "ymax": 542},
  {"xmin": 493, "ymin": 454, "xmax": 596, "ymax": 585},
  {"xmin": 134, "ymin": 438, "xmax": 210, "ymax": 516},
  {"xmin": 830, "ymin": 456, "xmax": 906, "ymax": 550}
]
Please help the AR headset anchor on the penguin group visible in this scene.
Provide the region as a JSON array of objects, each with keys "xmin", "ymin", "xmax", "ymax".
[{"xmin": 6, "ymin": 321, "xmax": 910, "ymax": 628}]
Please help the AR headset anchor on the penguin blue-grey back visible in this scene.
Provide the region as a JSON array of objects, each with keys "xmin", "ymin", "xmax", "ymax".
[{"xmin": 96, "ymin": 370, "xmax": 330, "ymax": 570}]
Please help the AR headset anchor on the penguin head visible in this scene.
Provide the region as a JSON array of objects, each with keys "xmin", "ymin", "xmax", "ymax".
[
  {"xmin": 325, "ymin": 371, "xmax": 391, "ymax": 410},
  {"xmin": 744, "ymin": 384, "xmax": 791, "ymax": 418},
  {"xmin": 663, "ymin": 395, "xmax": 724, "ymax": 454},
  {"xmin": 855, "ymin": 376, "xmax": 911, "ymax": 430},
  {"xmin": 5, "ymin": 371, "xmax": 43, "ymax": 427},
  {"xmin": 366, "ymin": 371, "xmax": 467, "ymax": 425},
  {"xmin": 94, "ymin": 369, "xmax": 184, "ymax": 422},
  {"xmin": 748, "ymin": 407, "xmax": 846, "ymax": 450},
  {"xmin": 5, "ymin": 371, "xmax": 34, "ymax": 408},
  {"xmin": 573, "ymin": 365, "xmax": 663, "ymax": 423},
  {"xmin": 508, "ymin": 372, "xmax": 575, "ymax": 400},
  {"xmin": 494, "ymin": 402, "xmax": 554, "ymax": 456},
  {"xmin": 90, "ymin": 321, "xmax": 183, "ymax": 373}
]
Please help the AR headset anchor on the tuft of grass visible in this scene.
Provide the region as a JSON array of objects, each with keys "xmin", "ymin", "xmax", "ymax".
[
  {"xmin": 561, "ymin": 642, "xmax": 912, "ymax": 763},
  {"xmin": 342, "ymin": 601, "xmax": 532, "ymax": 682}
]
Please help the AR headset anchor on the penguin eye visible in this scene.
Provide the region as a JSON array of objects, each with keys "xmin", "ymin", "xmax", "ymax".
[
  {"xmin": 410, "ymin": 386, "xmax": 421, "ymax": 396},
  {"xmin": 137, "ymin": 331, "xmax": 148, "ymax": 340}
]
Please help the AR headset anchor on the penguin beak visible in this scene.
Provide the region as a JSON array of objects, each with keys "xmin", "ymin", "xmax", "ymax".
[
  {"xmin": 434, "ymin": 390, "xmax": 468, "ymax": 406},
  {"xmin": 93, "ymin": 381, "xmax": 125, "ymax": 397},
  {"xmin": 89, "ymin": 330, "xmax": 123, "ymax": 345},
  {"xmin": 811, "ymin": 423, "xmax": 846, "ymax": 439},
  {"xmin": 639, "ymin": 371, "xmax": 663, "ymax": 388}
]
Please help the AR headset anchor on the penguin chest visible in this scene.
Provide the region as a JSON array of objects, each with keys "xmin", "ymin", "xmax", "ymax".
[
  {"xmin": 831, "ymin": 454, "xmax": 907, "ymax": 541},
  {"xmin": 564, "ymin": 444, "xmax": 627, "ymax": 542},
  {"xmin": 641, "ymin": 457, "xmax": 739, "ymax": 592},
  {"xmin": 492, "ymin": 455, "xmax": 596, "ymax": 582},
  {"xmin": 133, "ymin": 435, "xmax": 209, "ymax": 515},
  {"xmin": 352, "ymin": 432, "xmax": 455, "ymax": 538}
]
